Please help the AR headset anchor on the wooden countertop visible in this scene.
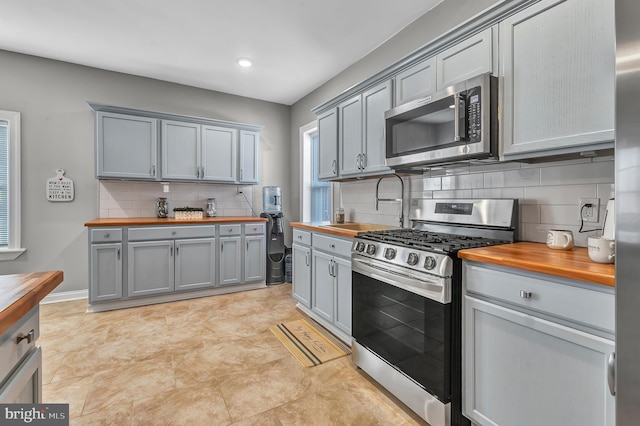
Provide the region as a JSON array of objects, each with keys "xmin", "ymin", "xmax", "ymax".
[
  {"xmin": 459, "ymin": 242, "xmax": 615, "ymax": 287},
  {"xmin": 0, "ymin": 271, "xmax": 64, "ymax": 335},
  {"xmin": 85, "ymin": 216, "xmax": 267, "ymax": 227},
  {"xmin": 290, "ymin": 222, "xmax": 397, "ymax": 239}
]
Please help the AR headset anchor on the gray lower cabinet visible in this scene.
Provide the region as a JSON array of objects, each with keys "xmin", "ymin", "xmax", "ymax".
[
  {"xmin": 175, "ymin": 238, "xmax": 216, "ymax": 291},
  {"xmin": 309, "ymin": 232, "xmax": 353, "ymax": 336},
  {"xmin": 95, "ymin": 112, "xmax": 159, "ymax": 180},
  {"xmin": 128, "ymin": 240, "xmax": 175, "ymax": 297},
  {"xmin": 244, "ymin": 234, "xmax": 266, "ymax": 282},
  {"xmin": 90, "ymin": 243, "xmax": 123, "ymax": 302},
  {"xmin": 292, "ymin": 242, "xmax": 311, "ymax": 308},
  {"xmin": 463, "ymin": 261, "xmax": 615, "ymax": 426},
  {"xmin": 219, "ymin": 236, "xmax": 242, "ymax": 286}
]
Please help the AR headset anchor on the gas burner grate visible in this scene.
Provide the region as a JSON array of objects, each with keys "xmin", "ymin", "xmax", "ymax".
[{"xmin": 357, "ymin": 229, "xmax": 510, "ymax": 253}]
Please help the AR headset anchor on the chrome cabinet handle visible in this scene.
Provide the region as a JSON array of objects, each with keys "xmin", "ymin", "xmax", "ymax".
[
  {"xmin": 305, "ymin": 252, "xmax": 309, "ymax": 266},
  {"xmin": 332, "ymin": 159, "xmax": 336, "ymax": 174},
  {"xmin": 520, "ymin": 290, "xmax": 532, "ymax": 299},
  {"xmin": 151, "ymin": 165, "xmax": 156, "ymax": 177},
  {"xmin": 170, "ymin": 246, "xmax": 173, "ymax": 256},
  {"xmin": 246, "ymin": 241, "xmax": 249, "ymax": 250},
  {"xmin": 117, "ymin": 247, "xmax": 120, "ymax": 260},
  {"xmin": 355, "ymin": 154, "xmax": 361, "ymax": 170},
  {"xmin": 201, "ymin": 167, "xmax": 205, "ymax": 178},
  {"xmin": 608, "ymin": 352, "xmax": 616, "ymax": 396},
  {"xmin": 176, "ymin": 246, "xmax": 179, "ymax": 256},
  {"xmin": 104, "ymin": 233, "xmax": 110, "ymax": 238},
  {"xmin": 330, "ymin": 244, "xmax": 335, "ymax": 249},
  {"xmin": 240, "ymin": 168, "xmax": 244, "ymax": 180},
  {"xmin": 16, "ymin": 329, "xmax": 35, "ymax": 344},
  {"xmin": 221, "ymin": 242, "xmax": 224, "ymax": 252},
  {"xmin": 453, "ymin": 93, "xmax": 461, "ymax": 142},
  {"xmin": 361, "ymin": 153, "xmax": 366, "ymax": 170}
]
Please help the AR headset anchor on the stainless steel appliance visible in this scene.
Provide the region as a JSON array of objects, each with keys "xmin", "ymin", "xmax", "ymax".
[
  {"xmin": 615, "ymin": 1, "xmax": 640, "ymax": 422},
  {"xmin": 351, "ymin": 199, "xmax": 518, "ymax": 426},
  {"xmin": 385, "ymin": 74, "xmax": 498, "ymax": 169}
]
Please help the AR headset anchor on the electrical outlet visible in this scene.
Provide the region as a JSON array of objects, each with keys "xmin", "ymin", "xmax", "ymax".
[
  {"xmin": 237, "ymin": 186, "xmax": 243, "ymax": 195},
  {"xmin": 579, "ymin": 198, "xmax": 600, "ymax": 223}
]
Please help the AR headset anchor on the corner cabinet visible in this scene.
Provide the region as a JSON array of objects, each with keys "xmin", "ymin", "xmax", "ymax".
[
  {"xmin": 499, "ymin": 0, "xmax": 615, "ymax": 160},
  {"xmin": 89, "ymin": 103, "xmax": 262, "ymax": 184},
  {"xmin": 95, "ymin": 112, "xmax": 159, "ymax": 180},
  {"xmin": 462, "ymin": 261, "xmax": 615, "ymax": 426},
  {"xmin": 86, "ymin": 221, "xmax": 267, "ymax": 312}
]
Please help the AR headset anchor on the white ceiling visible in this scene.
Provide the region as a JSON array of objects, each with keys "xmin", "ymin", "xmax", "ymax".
[{"xmin": 0, "ymin": 0, "xmax": 444, "ymax": 105}]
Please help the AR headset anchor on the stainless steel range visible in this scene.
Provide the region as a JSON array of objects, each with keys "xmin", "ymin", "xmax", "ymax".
[{"xmin": 351, "ymin": 199, "xmax": 518, "ymax": 426}]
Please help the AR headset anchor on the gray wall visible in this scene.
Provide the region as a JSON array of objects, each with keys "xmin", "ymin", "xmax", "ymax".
[
  {"xmin": 289, "ymin": 0, "xmax": 501, "ymax": 221},
  {"xmin": 0, "ymin": 49, "xmax": 291, "ymax": 293}
]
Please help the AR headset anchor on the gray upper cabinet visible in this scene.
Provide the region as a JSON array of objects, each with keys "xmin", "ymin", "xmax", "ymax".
[
  {"xmin": 161, "ymin": 120, "xmax": 200, "ymax": 180},
  {"xmin": 317, "ymin": 108, "xmax": 338, "ymax": 180},
  {"xmin": 338, "ymin": 80, "xmax": 393, "ymax": 178},
  {"xmin": 394, "ymin": 57, "xmax": 436, "ymax": 106},
  {"xmin": 201, "ymin": 125, "xmax": 237, "ymax": 182},
  {"xmin": 239, "ymin": 130, "xmax": 259, "ymax": 184},
  {"xmin": 436, "ymin": 27, "xmax": 494, "ymax": 90},
  {"xmin": 499, "ymin": 0, "xmax": 615, "ymax": 160},
  {"xmin": 96, "ymin": 112, "xmax": 159, "ymax": 180}
]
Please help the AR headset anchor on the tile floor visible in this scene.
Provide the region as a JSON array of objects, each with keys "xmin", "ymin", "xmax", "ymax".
[{"xmin": 40, "ymin": 284, "xmax": 427, "ymax": 425}]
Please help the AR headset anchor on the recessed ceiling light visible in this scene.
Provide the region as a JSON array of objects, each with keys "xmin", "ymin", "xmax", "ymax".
[{"xmin": 237, "ymin": 58, "xmax": 253, "ymax": 68}]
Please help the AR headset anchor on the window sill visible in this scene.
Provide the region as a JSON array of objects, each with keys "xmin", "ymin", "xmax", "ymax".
[{"xmin": 0, "ymin": 248, "xmax": 26, "ymax": 261}]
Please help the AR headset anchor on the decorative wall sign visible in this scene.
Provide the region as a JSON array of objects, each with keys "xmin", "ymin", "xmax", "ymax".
[{"xmin": 47, "ymin": 169, "xmax": 74, "ymax": 202}]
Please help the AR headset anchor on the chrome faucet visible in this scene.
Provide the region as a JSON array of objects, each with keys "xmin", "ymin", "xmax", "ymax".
[{"xmin": 375, "ymin": 173, "xmax": 405, "ymax": 228}]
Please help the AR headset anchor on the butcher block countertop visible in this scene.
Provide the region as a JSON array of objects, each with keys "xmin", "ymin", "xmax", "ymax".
[
  {"xmin": 0, "ymin": 271, "xmax": 64, "ymax": 335},
  {"xmin": 459, "ymin": 242, "xmax": 615, "ymax": 287},
  {"xmin": 290, "ymin": 222, "xmax": 397, "ymax": 239},
  {"xmin": 84, "ymin": 216, "xmax": 267, "ymax": 227}
]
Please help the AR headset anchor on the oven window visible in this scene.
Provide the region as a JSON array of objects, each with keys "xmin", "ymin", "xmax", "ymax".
[{"xmin": 352, "ymin": 271, "xmax": 451, "ymax": 401}]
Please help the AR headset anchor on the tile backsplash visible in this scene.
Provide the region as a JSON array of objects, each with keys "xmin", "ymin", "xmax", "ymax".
[
  {"xmin": 338, "ymin": 157, "xmax": 615, "ymax": 247},
  {"xmin": 98, "ymin": 181, "xmax": 258, "ymax": 218}
]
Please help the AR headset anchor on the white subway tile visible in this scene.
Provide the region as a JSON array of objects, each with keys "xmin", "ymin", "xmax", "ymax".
[
  {"xmin": 540, "ymin": 160, "xmax": 614, "ymax": 185},
  {"xmin": 99, "ymin": 209, "xmax": 109, "ymax": 218},
  {"xmin": 520, "ymin": 158, "xmax": 591, "ymax": 169},
  {"xmin": 433, "ymin": 190, "xmax": 473, "ymax": 199},
  {"xmin": 468, "ymin": 161, "xmax": 522, "ymax": 173},
  {"xmin": 442, "ymin": 173, "xmax": 484, "ymax": 190},
  {"xmin": 520, "ymin": 205, "xmax": 541, "ymax": 223},
  {"xmin": 471, "ymin": 187, "xmax": 524, "ymax": 199},
  {"xmin": 484, "ymin": 168, "xmax": 540, "ymax": 188},
  {"xmin": 540, "ymin": 205, "xmax": 579, "ymax": 226},
  {"xmin": 524, "ymin": 185, "xmax": 596, "ymax": 205}
]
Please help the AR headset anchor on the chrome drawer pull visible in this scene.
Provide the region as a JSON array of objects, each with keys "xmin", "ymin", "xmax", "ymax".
[
  {"xmin": 16, "ymin": 329, "xmax": 35, "ymax": 344},
  {"xmin": 520, "ymin": 290, "xmax": 533, "ymax": 299}
]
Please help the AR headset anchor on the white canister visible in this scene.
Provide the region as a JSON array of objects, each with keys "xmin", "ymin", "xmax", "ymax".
[{"xmin": 588, "ymin": 237, "xmax": 615, "ymax": 263}]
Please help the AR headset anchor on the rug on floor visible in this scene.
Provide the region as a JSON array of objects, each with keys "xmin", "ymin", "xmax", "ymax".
[{"xmin": 270, "ymin": 318, "xmax": 351, "ymax": 367}]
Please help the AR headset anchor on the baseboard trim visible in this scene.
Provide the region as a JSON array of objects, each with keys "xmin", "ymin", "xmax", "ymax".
[{"xmin": 40, "ymin": 289, "xmax": 88, "ymax": 304}]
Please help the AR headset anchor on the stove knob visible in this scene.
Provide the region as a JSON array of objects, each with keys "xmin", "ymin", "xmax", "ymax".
[
  {"xmin": 355, "ymin": 242, "xmax": 365, "ymax": 252},
  {"xmin": 366, "ymin": 244, "xmax": 377, "ymax": 255},
  {"xmin": 407, "ymin": 252, "xmax": 419, "ymax": 266},
  {"xmin": 384, "ymin": 248, "xmax": 396, "ymax": 260},
  {"xmin": 424, "ymin": 256, "xmax": 437, "ymax": 270}
]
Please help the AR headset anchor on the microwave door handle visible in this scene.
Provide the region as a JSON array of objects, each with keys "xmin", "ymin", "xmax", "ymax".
[
  {"xmin": 453, "ymin": 93, "xmax": 461, "ymax": 142},
  {"xmin": 459, "ymin": 94, "xmax": 467, "ymax": 140}
]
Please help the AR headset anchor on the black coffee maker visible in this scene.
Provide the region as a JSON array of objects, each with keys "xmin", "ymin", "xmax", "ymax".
[{"xmin": 261, "ymin": 186, "xmax": 285, "ymax": 284}]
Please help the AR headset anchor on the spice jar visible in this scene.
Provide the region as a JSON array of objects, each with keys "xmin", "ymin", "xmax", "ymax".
[
  {"xmin": 156, "ymin": 197, "xmax": 169, "ymax": 218},
  {"xmin": 335, "ymin": 207, "xmax": 345, "ymax": 224}
]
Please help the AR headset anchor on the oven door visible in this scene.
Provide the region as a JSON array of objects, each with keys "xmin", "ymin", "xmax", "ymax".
[{"xmin": 352, "ymin": 268, "xmax": 451, "ymax": 402}]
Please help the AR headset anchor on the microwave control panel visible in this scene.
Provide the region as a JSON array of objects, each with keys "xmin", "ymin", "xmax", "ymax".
[{"xmin": 467, "ymin": 86, "xmax": 482, "ymax": 142}]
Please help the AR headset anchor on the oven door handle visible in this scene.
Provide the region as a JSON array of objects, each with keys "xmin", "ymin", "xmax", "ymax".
[{"xmin": 352, "ymin": 257, "xmax": 451, "ymax": 304}]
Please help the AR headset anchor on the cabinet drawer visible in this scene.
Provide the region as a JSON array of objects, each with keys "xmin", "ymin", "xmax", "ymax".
[
  {"xmin": 220, "ymin": 224, "xmax": 241, "ymax": 236},
  {"xmin": 244, "ymin": 223, "xmax": 265, "ymax": 235},
  {"xmin": 0, "ymin": 306, "xmax": 39, "ymax": 383},
  {"xmin": 128, "ymin": 226, "xmax": 215, "ymax": 241},
  {"xmin": 312, "ymin": 233, "xmax": 352, "ymax": 258},
  {"xmin": 90, "ymin": 228, "xmax": 123, "ymax": 243},
  {"xmin": 293, "ymin": 229, "xmax": 311, "ymax": 246},
  {"xmin": 464, "ymin": 263, "xmax": 614, "ymax": 333}
]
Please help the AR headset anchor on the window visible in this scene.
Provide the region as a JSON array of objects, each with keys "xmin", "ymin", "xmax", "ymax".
[
  {"xmin": 0, "ymin": 110, "xmax": 24, "ymax": 260},
  {"xmin": 300, "ymin": 122, "xmax": 331, "ymax": 222}
]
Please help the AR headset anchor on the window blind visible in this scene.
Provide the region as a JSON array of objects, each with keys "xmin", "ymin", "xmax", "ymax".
[
  {"xmin": 0, "ymin": 123, "xmax": 8, "ymax": 247},
  {"xmin": 311, "ymin": 132, "xmax": 330, "ymax": 222}
]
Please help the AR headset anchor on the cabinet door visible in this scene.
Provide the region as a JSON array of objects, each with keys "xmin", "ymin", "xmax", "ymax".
[
  {"xmin": 464, "ymin": 296, "xmax": 615, "ymax": 426},
  {"xmin": 90, "ymin": 243, "xmax": 122, "ymax": 302},
  {"xmin": 311, "ymin": 250, "xmax": 334, "ymax": 323},
  {"xmin": 219, "ymin": 236, "xmax": 242, "ymax": 286},
  {"xmin": 161, "ymin": 120, "xmax": 200, "ymax": 180},
  {"xmin": 292, "ymin": 243, "xmax": 311, "ymax": 308},
  {"xmin": 394, "ymin": 57, "xmax": 437, "ymax": 106},
  {"xmin": 128, "ymin": 241, "xmax": 174, "ymax": 297},
  {"xmin": 244, "ymin": 235, "xmax": 265, "ymax": 282},
  {"xmin": 362, "ymin": 80, "xmax": 393, "ymax": 175},
  {"xmin": 338, "ymin": 95, "xmax": 363, "ymax": 177},
  {"xmin": 201, "ymin": 125, "xmax": 237, "ymax": 182},
  {"xmin": 436, "ymin": 27, "xmax": 493, "ymax": 90},
  {"xmin": 333, "ymin": 256, "xmax": 352, "ymax": 335},
  {"xmin": 500, "ymin": 0, "xmax": 614, "ymax": 159},
  {"xmin": 96, "ymin": 112, "xmax": 158, "ymax": 180},
  {"xmin": 317, "ymin": 108, "xmax": 338, "ymax": 180},
  {"xmin": 239, "ymin": 130, "xmax": 259, "ymax": 184},
  {"xmin": 175, "ymin": 238, "xmax": 216, "ymax": 291}
]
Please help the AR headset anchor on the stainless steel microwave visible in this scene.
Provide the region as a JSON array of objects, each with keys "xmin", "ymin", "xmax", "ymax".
[{"xmin": 385, "ymin": 74, "xmax": 498, "ymax": 169}]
